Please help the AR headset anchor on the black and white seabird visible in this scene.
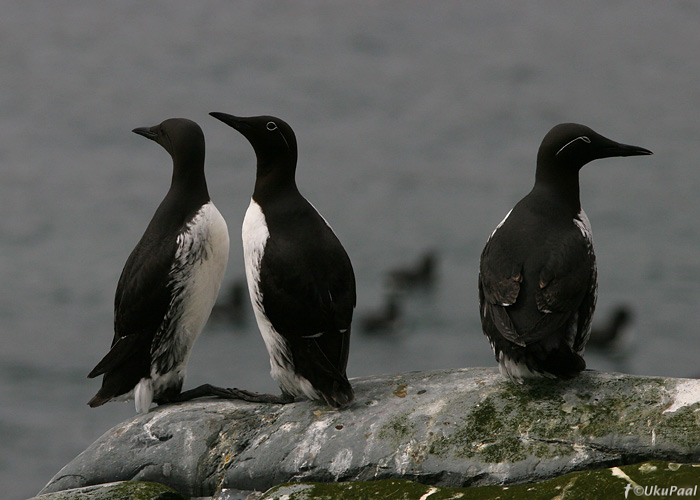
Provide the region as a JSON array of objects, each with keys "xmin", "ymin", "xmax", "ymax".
[
  {"xmin": 478, "ymin": 123, "xmax": 651, "ymax": 383},
  {"xmin": 210, "ymin": 112, "xmax": 356, "ymax": 408},
  {"xmin": 87, "ymin": 118, "xmax": 230, "ymax": 413}
]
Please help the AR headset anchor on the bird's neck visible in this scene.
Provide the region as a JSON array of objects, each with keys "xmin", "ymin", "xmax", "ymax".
[
  {"xmin": 169, "ymin": 158, "xmax": 210, "ymax": 203},
  {"xmin": 252, "ymin": 161, "xmax": 299, "ymax": 205},
  {"xmin": 532, "ymin": 166, "xmax": 582, "ymax": 215}
]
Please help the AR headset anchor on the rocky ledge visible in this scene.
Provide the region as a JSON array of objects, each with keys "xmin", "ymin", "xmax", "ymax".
[{"xmin": 39, "ymin": 368, "xmax": 700, "ymax": 498}]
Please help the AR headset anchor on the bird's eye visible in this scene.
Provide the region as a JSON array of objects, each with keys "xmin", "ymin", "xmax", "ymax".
[
  {"xmin": 266, "ymin": 121, "xmax": 278, "ymax": 131},
  {"xmin": 581, "ymin": 136, "xmax": 591, "ymax": 143}
]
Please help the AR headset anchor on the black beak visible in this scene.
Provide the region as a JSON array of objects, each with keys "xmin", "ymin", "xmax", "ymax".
[
  {"xmin": 209, "ymin": 112, "xmax": 251, "ymax": 132},
  {"xmin": 132, "ymin": 127, "xmax": 158, "ymax": 141},
  {"xmin": 603, "ymin": 140, "xmax": 653, "ymax": 158}
]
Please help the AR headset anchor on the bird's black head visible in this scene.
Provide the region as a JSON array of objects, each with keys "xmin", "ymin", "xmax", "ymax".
[
  {"xmin": 209, "ymin": 113, "xmax": 298, "ymax": 173},
  {"xmin": 132, "ymin": 118, "xmax": 205, "ymax": 167},
  {"xmin": 537, "ymin": 123, "xmax": 652, "ymax": 172}
]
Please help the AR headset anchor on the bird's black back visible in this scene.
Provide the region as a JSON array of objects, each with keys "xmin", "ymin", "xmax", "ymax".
[{"xmin": 479, "ymin": 186, "xmax": 596, "ymax": 378}]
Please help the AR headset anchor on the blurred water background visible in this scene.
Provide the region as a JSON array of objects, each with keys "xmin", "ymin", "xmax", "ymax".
[{"xmin": 2, "ymin": 1, "xmax": 700, "ymax": 498}]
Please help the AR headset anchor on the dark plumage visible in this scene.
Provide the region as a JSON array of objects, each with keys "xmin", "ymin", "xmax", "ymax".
[
  {"xmin": 87, "ymin": 118, "xmax": 230, "ymax": 413},
  {"xmin": 479, "ymin": 123, "xmax": 651, "ymax": 382},
  {"xmin": 211, "ymin": 112, "xmax": 355, "ymax": 408}
]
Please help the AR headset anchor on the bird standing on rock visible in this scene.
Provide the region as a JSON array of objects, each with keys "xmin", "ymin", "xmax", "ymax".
[
  {"xmin": 479, "ymin": 123, "xmax": 652, "ymax": 383},
  {"xmin": 87, "ymin": 118, "xmax": 230, "ymax": 413},
  {"xmin": 211, "ymin": 112, "xmax": 356, "ymax": 408}
]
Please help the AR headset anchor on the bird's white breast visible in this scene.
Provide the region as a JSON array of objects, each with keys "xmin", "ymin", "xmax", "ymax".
[
  {"xmin": 151, "ymin": 201, "xmax": 230, "ymax": 378},
  {"xmin": 242, "ymin": 199, "xmax": 320, "ymax": 400},
  {"xmin": 242, "ymin": 200, "xmax": 288, "ymax": 370},
  {"xmin": 242, "ymin": 200, "xmax": 286, "ymax": 366}
]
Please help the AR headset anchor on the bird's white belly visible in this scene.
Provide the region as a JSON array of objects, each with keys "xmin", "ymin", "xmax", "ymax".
[
  {"xmin": 150, "ymin": 202, "xmax": 230, "ymax": 395},
  {"xmin": 176, "ymin": 202, "xmax": 229, "ymax": 355},
  {"xmin": 242, "ymin": 199, "xmax": 320, "ymax": 400}
]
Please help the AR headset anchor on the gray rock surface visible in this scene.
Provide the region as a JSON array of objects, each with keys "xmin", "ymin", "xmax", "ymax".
[
  {"xmin": 40, "ymin": 368, "xmax": 700, "ymax": 497},
  {"xmin": 29, "ymin": 481, "xmax": 186, "ymax": 500}
]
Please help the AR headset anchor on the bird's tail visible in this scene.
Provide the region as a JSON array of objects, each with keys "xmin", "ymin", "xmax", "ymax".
[
  {"xmin": 86, "ymin": 372, "xmax": 131, "ymax": 408},
  {"xmin": 498, "ymin": 342, "xmax": 586, "ymax": 383},
  {"xmin": 87, "ymin": 387, "xmax": 112, "ymax": 408},
  {"xmin": 323, "ymin": 378, "xmax": 354, "ymax": 408},
  {"xmin": 540, "ymin": 344, "xmax": 586, "ymax": 379}
]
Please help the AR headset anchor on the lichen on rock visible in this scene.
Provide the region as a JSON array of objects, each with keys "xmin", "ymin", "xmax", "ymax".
[
  {"xmin": 40, "ymin": 368, "xmax": 700, "ymax": 498},
  {"xmin": 260, "ymin": 461, "xmax": 700, "ymax": 500}
]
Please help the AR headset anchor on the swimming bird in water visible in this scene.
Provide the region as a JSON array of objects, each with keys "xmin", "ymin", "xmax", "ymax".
[
  {"xmin": 211, "ymin": 112, "xmax": 355, "ymax": 408},
  {"xmin": 386, "ymin": 251, "xmax": 438, "ymax": 291},
  {"xmin": 359, "ymin": 294, "xmax": 402, "ymax": 334},
  {"xmin": 588, "ymin": 305, "xmax": 634, "ymax": 350},
  {"xmin": 209, "ymin": 278, "xmax": 249, "ymax": 326},
  {"xmin": 479, "ymin": 123, "xmax": 651, "ymax": 382},
  {"xmin": 88, "ymin": 118, "xmax": 230, "ymax": 413}
]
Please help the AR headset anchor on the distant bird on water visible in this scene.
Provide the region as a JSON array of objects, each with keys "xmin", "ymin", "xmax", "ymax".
[
  {"xmin": 87, "ymin": 118, "xmax": 230, "ymax": 413},
  {"xmin": 210, "ymin": 278, "xmax": 249, "ymax": 325},
  {"xmin": 478, "ymin": 123, "xmax": 651, "ymax": 383},
  {"xmin": 587, "ymin": 305, "xmax": 634, "ymax": 350},
  {"xmin": 360, "ymin": 294, "xmax": 402, "ymax": 334},
  {"xmin": 211, "ymin": 112, "xmax": 356, "ymax": 408},
  {"xmin": 386, "ymin": 251, "xmax": 438, "ymax": 290}
]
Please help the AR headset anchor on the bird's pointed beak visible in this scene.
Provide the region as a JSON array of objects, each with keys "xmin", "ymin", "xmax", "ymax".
[
  {"xmin": 602, "ymin": 139, "xmax": 653, "ymax": 158},
  {"xmin": 132, "ymin": 126, "xmax": 158, "ymax": 141},
  {"xmin": 209, "ymin": 112, "xmax": 251, "ymax": 133}
]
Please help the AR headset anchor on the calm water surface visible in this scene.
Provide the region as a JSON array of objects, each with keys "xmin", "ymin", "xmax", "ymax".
[{"xmin": 2, "ymin": 2, "xmax": 700, "ymax": 498}]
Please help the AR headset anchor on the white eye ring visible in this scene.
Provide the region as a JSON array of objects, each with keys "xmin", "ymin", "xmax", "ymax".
[{"xmin": 266, "ymin": 121, "xmax": 278, "ymax": 131}]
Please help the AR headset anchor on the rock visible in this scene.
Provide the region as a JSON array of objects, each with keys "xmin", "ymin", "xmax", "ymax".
[
  {"xmin": 29, "ymin": 480, "xmax": 186, "ymax": 500},
  {"xmin": 261, "ymin": 461, "xmax": 700, "ymax": 500},
  {"xmin": 40, "ymin": 368, "xmax": 700, "ymax": 498},
  {"xmin": 213, "ymin": 489, "xmax": 263, "ymax": 500}
]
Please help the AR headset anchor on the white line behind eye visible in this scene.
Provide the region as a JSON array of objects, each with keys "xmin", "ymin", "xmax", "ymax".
[
  {"xmin": 266, "ymin": 120, "xmax": 291, "ymax": 150},
  {"xmin": 556, "ymin": 136, "xmax": 591, "ymax": 156}
]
